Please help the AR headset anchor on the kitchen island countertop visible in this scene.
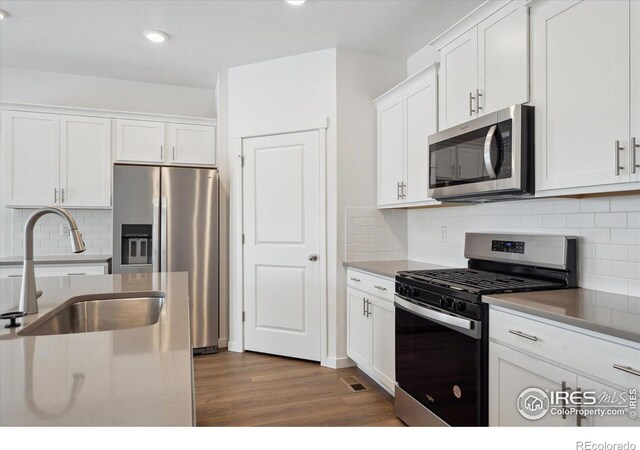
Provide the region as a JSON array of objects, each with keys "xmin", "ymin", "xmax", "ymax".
[{"xmin": 0, "ymin": 272, "xmax": 193, "ymax": 426}]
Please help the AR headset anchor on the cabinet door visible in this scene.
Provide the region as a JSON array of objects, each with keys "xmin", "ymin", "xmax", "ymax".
[
  {"xmin": 60, "ymin": 116, "xmax": 111, "ymax": 207},
  {"xmin": 534, "ymin": 0, "xmax": 630, "ymax": 190},
  {"xmin": 631, "ymin": 0, "xmax": 640, "ymax": 183},
  {"xmin": 438, "ymin": 28, "xmax": 478, "ymax": 130},
  {"xmin": 477, "ymin": 5, "xmax": 529, "ymax": 114},
  {"xmin": 369, "ymin": 296, "xmax": 395, "ymax": 392},
  {"xmin": 167, "ymin": 123, "xmax": 217, "ymax": 166},
  {"xmin": 115, "ymin": 119, "xmax": 164, "ymax": 163},
  {"xmin": 403, "ymin": 71, "xmax": 438, "ymax": 204},
  {"xmin": 577, "ymin": 376, "xmax": 640, "ymax": 427},
  {"xmin": 347, "ymin": 288, "xmax": 371, "ymax": 367},
  {"xmin": 489, "ymin": 343, "xmax": 576, "ymax": 426},
  {"xmin": 377, "ymin": 94, "xmax": 404, "ymax": 206},
  {"xmin": 2, "ymin": 111, "xmax": 60, "ymax": 206}
]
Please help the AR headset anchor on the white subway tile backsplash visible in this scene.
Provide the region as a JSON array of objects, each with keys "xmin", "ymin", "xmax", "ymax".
[
  {"xmin": 10, "ymin": 208, "xmax": 112, "ymax": 257},
  {"xmin": 345, "ymin": 207, "xmax": 407, "ymax": 262},
  {"xmin": 406, "ymin": 196, "xmax": 640, "ymax": 296}
]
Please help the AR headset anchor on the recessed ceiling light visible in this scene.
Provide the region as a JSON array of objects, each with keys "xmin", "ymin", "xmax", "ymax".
[
  {"xmin": 286, "ymin": 0, "xmax": 306, "ymax": 5},
  {"xmin": 0, "ymin": 9, "xmax": 9, "ymax": 19},
  {"xmin": 143, "ymin": 29, "xmax": 169, "ymax": 43}
]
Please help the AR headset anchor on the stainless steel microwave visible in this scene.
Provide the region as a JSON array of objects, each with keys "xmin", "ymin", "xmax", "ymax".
[{"xmin": 428, "ymin": 104, "xmax": 534, "ymax": 202}]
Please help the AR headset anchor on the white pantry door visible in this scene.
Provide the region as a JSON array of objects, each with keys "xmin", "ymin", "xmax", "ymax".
[{"xmin": 243, "ymin": 130, "xmax": 321, "ymax": 361}]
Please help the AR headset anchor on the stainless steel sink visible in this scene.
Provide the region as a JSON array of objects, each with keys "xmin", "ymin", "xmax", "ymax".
[{"xmin": 18, "ymin": 292, "xmax": 165, "ymax": 337}]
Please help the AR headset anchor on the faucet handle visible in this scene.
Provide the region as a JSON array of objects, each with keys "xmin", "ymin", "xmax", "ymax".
[{"xmin": 0, "ymin": 311, "xmax": 27, "ymax": 328}]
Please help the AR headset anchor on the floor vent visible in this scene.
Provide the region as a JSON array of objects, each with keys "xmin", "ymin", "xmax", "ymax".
[{"xmin": 341, "ymin": 376, "xmax": 368, "ymax": 392}]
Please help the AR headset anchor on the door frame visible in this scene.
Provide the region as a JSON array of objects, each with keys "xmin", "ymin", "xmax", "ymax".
[{"xmin": 229, "ymin": 117, "xmax": 328, "ymax": 367}]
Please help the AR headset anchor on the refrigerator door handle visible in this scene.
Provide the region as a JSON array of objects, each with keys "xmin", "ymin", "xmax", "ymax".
[
  {"xmin": 160, "ymin": 196, "xmax": 168, "ymax": 272},
  {"xmin": 152, "ymin": 197, "xmax": 160, "ymax": 272}
]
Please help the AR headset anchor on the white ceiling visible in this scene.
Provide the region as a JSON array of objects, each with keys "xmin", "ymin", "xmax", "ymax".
[{"xmin": 0, "ymin": 0, "xmax": 483, "ymax": 89}]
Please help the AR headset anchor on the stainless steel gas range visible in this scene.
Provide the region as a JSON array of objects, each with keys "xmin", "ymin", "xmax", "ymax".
[{"xmin": 394, "ymin": 232, "xmax": 577, "ymax": 426}]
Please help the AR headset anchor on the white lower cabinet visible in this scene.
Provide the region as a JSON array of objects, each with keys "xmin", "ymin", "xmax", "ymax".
[
  {"xmin": 347, "ymin": 279, "xmax": 396, "ymax": 395},
  {"xmin": 489, "ymin": 306, "xmax": 640, "ymax": 427}
]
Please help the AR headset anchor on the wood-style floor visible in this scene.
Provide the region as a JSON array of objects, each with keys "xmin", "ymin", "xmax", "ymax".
[{"xmin": 194, "ymin": 349, "xmax": 404, "ymax": 426}]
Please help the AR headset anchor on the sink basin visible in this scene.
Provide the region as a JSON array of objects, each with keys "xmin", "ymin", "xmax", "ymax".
[{"xmin": 19, "ymin": 292, "xmax": 165, "ymax": 337}]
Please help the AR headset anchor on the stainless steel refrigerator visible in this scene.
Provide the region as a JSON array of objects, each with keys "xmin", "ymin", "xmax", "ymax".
[{"xmin": 112, "ymin": 164, "xmax": 219, "ymax": 354}]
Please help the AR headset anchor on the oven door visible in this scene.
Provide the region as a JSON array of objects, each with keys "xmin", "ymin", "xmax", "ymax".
[
  {"xmin": 428, "ymin": 105, "xmax": 527, "ymax": 200},
  {"xmin": 395, "ymin": 295, "xmax": 484, "ymax": 426}
]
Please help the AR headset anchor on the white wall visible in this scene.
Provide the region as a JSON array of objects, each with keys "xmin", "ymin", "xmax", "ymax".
[
  {"xmin": 0, "ymin": 67, "xmax": 216, "ymax": 118},
  {"xmin": 407, "ymin": 196, "xmax": 640, "ymax": 296}
]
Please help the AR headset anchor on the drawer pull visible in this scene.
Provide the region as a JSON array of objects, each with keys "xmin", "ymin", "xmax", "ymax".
[
  {"xmin": 374, "ymin": 285, "xmax": 387, "ymax": 291},
  {"xmin": 508, "ymin": 330, "xmax": 538, "ymax": 342},
  {"xmin": 350, "ymin": 277, "xmax": 361, "ymax": 282},
  {"xmin": 67, "ymin": 273, "xmax": 86, "ymax": 276},
  {"xmin": 7, "ymin": 274, "xmax": 22, "ymax": 278},
  {"xmin": 613, "ymin": 364, "xmax": 640, "ymax": 377}
]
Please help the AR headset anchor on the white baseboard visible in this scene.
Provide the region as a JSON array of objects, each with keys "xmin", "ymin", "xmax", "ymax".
[
  {"xmin": 227, "ymin": 341, "xmax": 244, "ymax": 353},
  {"xmin": 218, "ymin": 337, "xmax": 229, "ymax": 348},
  {"xmin": 323, "ymin": 356, "xmax": 355, "ymax": 369}
]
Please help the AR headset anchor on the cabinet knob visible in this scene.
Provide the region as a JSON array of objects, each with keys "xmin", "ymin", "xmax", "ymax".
[{"xmin": 308, "ymin": 254, "xmax": 318, "ymax": 262}]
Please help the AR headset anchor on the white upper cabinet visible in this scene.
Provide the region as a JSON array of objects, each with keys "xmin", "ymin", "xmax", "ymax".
[
  {"xmin": 376, "ymin": 64, "xmax": 439, "ymax": 208},
  {"xmin": 376, "ymin": 92, "xmax": 404, "ymax": 206},
  {"xmin": 533, "ymin": 0, "xmax": 634, "ymax": 192},
  {"xmin": 115, "ymin": 119, "xmax": 217, "ymax": 166},
  {"xmin": 631, "ymin": 0, "xmax": 640, "ymax": 183},
  {"xmin": 115, "ymin": 119, "xmax": 165, "ymax": 163},
  {"xmin": 477, "ymin": 5, "xmax": 529, "ymax": 115},
  {"xmin": 404, "ymin": 71, "xmax": 438, "ymax": 204},
  {"xmin": 438, "ymin": 3, "xmax": 529, "ymax": 130},
  {"xmin": 166, "ymin": 123, "xmax": 217, "ymax": 166},
  {"xmin": 60, "ymin": 116, "xmax": 111, "ymax": 207},
  {"xmin": 2, "ymin": 111, "xmax": 60, "ymax": 206},
  {"xmin": 438, "ymin": 29, "xmax": 478, "ymax": 130}
]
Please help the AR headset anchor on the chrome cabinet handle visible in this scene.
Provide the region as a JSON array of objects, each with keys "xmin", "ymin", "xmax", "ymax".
[
  {"xmin": 7, "ymin": 274, "xmax": 22, "ymax": 278},
  {"xmin": 615, "ymin": 140, "xmax": 624, "ymax": 175},
  {"xmin": 363, "ymin": 298, "xmax": 367, "ymax": 317},
  {"xmin": 560, "ymin": 381, "xmax": 570, "ymax": 419},
  {"xmin": 632, "ymin": 137, "xmax": 639, "ymax": 174},
  {"xmin": 483, "ymin": 125, "xmax": 498, "ymax": 179},
  {"xmin": 350, "ymin": 277, "xmax": 361, "ymax": 282},
  {"xmin": 67, "ymin": 273, "xmax": 86, "ymax": 276},
  {"xmin": 469, "ymin": 92, "xmax": 476, "ymax": 115},
  {"xmin": 613, "ymin": 364, "xmax": 640, "ymax": 377},
  {"xmin": 402, "ymin": 181, "xmax": 406, "ymax": 198},
  {"xmin": 451, "ymin": 164, "xmax": 456, "ymax": 177},
  {"xmin": 508, "ymin": 329, "xmax": 538, "ymax": 341},
  {"xmin": 576, "ymin": 388, "xmax": 587, "ymax": 426},
  {"xmin": 308, "ymin": 254, "xmax": 318, "ymax": 262},
  {"xmin": 160, "ymin": 145, "xmax": 164, "ymax": 160},
  {"xmin": 397, "ymin": 181, "xmax": 401, "ymax": 200},
  {"xmin": 457, "ymin": 165, "xmax": 461, "ymax": 177},
  {"xmin": 61, "ymin": 188, "xmax": 65, "ymax": 204},
  {"xmin": 365, "ymin": 299, "xmax": 371, "ymax": 317},
  {"xmin": 172, "ymin": 146, "xmax": 176, "ymax": 161},
  {"xmin": 476, "ymin": 89, "xmax": 482, "ymax": 112},
  {"xmin": 54, "ymin": 188, "xmax": 58, "ymax": 204},
  {"xmin": 374, "ymin": 285, "xmax": 387, "ymax": 291}
]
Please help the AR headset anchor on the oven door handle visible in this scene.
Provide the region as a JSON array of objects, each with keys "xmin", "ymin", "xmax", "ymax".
[
  {"xmin": 394, "ymin": 296, "xmax": 481, "ymax": 338},
  {"xmin": 483, "ymin": 124, "xmax": 498, "ymax": 180}
]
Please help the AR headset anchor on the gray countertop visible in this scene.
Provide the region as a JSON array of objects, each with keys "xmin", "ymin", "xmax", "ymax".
[
  {"xmin": 343, "ymin": 260, "xmax": 450, "ymax": 279},
  {"xmin": 0, "ymin": 272, "xmax": 193, "ymax": 426},
  {"xmin": 484, "ymin": 288, "xmax": 640, "ymax": 344},
  {"xmin": 0, "ymin": 254, "xmax": 112, "ymax": 266}
]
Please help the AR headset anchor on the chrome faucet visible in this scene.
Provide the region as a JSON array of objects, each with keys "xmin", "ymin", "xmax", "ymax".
[{"xmin": 20, "ymin": 207, "xmax": 86, "ymax": 315}]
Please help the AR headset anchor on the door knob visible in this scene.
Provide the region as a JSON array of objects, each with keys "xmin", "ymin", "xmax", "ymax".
[{"xmin": 308, "ymin": 254, "xmax": 318, "ymax": 262}]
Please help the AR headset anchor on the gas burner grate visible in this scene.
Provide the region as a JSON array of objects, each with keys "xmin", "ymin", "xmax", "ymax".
[{"xmin": 403, "ymin": 268, "xmax": 563, "ymax": 294}]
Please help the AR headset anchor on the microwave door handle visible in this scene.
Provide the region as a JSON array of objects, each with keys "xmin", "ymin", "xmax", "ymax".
[{"xmin": 483, "ymin": 125, "xmax": 498, "ymax": 180}]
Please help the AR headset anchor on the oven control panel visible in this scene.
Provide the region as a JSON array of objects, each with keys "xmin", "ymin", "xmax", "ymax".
[{"xmin": 491, "ymin": 239, "xmax": 525, "ymax": 254}]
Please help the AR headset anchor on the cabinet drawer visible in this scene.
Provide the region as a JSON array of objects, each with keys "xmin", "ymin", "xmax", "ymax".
[
  {"xmin": 346, "ymin": 269, "xmax": 395, "ymax": 302},
  {"xmin": 0, "ymin": 264, "xmax": 107, "ymax": 279},
  {"xmin": 490, "ymin": 308, "xmax": 640, "ymax": 390}
]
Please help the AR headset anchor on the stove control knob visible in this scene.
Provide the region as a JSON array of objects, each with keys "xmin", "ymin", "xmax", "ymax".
[
  {"xmin": 439, "ymin": 297, "xmax": 447, "ymax": 308},
  {"xmin": 445, "ymin": 297, "xmax": 454, "ymax": 309},
  {"xmin": 454, "ymin": 301, "xmax": 466, "ymax": 312},
  {"xmin": 409, "ymin": 288, "xmax": 420, "ymax": 297},
  {"xmin": 398, "ymin": 285, "xmax": 409, "ymax": 296}
]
